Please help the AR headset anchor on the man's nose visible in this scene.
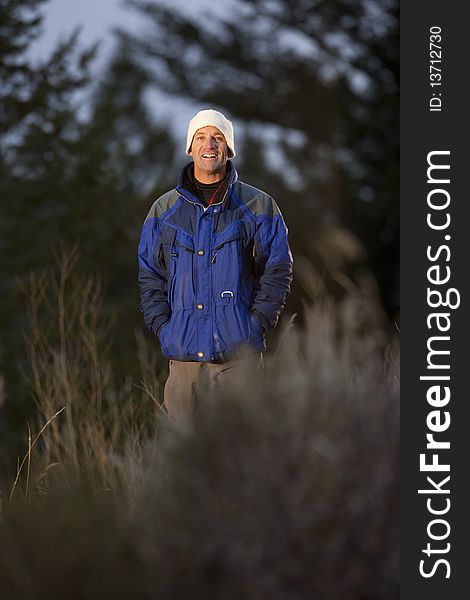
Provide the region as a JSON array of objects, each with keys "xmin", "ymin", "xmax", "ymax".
[{"xmin": 203, "ymin": 137, "xmax": 217, "ymax": 149}]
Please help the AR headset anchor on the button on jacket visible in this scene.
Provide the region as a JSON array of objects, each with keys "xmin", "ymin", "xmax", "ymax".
[{"xmin": 138, "ymin": 161, "xmax": 293, "ymax": 362}]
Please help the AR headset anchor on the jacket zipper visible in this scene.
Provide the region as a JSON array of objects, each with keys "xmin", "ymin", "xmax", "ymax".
[
  {"xmin": 179, "ymin": 186, "xmax": 232, "ymax": 360},
  {"xmin": 209, "ymin": 216, "xmax": 215, "ymax": 359}
]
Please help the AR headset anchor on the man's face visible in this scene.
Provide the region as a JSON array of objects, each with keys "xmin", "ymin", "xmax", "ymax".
[{"xmin": 189, "ymin": 126, "xmax": 228, "ymax": 182}]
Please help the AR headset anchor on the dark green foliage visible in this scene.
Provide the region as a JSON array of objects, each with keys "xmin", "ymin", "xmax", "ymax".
[
  {"xmin": 0, "ymin": 1, "xmax": 175, "ymax": 434},
  {"xmin": 0, "ymin": 0, "xmax": 98, "ymax": 432}
]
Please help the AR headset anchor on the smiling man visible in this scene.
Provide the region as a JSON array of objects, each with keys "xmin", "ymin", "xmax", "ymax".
[
  {"xmin": 190, "ymin": 125, "xmax": 228, "ymax": 182},
  {"xmin": 138, "ymin": 109, "xmax": 293, "ymax": 422}
]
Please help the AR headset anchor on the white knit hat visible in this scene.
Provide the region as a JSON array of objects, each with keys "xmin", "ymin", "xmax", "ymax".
[{"xmin": 186, "ymin": 109, "xmax": 236, "ymax": 158}]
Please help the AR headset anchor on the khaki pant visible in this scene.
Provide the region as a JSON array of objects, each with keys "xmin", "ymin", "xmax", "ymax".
[{"xmin": 163, "ymin": 358, "xmax": 261, "ymax": 424}]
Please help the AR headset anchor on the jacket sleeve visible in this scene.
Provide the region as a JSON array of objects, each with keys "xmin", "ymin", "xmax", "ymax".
[
  {"xmin": 251, "ymin": 206, "xmax": 293, "ymax": 330},
  {"xmin": 138, "ymin": 216, "xmax": 171, "ymax": 336}
]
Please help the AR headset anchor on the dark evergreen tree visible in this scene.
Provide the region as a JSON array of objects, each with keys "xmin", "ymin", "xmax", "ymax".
[
  {"xmin": 0, "ymin": 0, "xmax": 175, "ymax": 435},
  {"xmin": 0, "ymin": 0, "xmax": 97, "ymax": 428}
]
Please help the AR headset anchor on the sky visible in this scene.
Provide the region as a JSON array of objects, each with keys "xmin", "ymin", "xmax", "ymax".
[
  {"xmin": 32, "ymin": 0, "xmax": 141, "ymax": 65},
  {"xmin": 31, "ymin": 0, "xmax": 200, "ymax": 144}
]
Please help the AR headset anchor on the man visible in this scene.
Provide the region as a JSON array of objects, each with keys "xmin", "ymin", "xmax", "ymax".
[{"xmin": 138, "ymin": 109, "xmax": 293, "ymax": 422}]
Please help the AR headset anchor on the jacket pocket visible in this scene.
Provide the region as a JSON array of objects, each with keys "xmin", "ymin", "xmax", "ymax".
[
  {"xmin": 159, "ymin": 225, "xmax": 176, "ymax": 266},
  {"xmin": 212, "ymin": 222, "xmax": 244, "ymax": 304},
  {"xmin": 159, "ymin": 308, "xmax": 197, "ymax": 359},
  {"xmin": 162, "ymin": 227, "xmax": 195, "ymax": 310},
  {"xmin": 168, "ymin": 258, "xmax": 177, "ymax": 307},
  {"xmin": 248, "ymin": 312, "xmax": 266, "ymax": 350},
  {"xmin": 213, "ymin": 303, "xmax": 266, "ymax": 354}
]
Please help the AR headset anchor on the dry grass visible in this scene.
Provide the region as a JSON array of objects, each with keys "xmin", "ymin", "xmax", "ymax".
[
  {"xmin": 7, "ymin": 248, "xmax": 161, "ymax": 509},
  {"xmin": 0, "ymin": 253, "xmax": 399, "ymax": 599}
]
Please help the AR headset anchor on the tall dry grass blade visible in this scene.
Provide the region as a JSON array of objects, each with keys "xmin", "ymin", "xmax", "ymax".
[
  {"xmin": 9, "ymin": 407, "xmax": 66, "ymax": 504},
  {"xmin": 274, "ymin": 312, "xmax": 297, "ymax": 356},
  {"xmin": 25, "ymin": 423, "xmax": 32, "ymax": 503},
  {"xmin": 134, "ymin": 380, "xmax": 166, "ymax": 414}
]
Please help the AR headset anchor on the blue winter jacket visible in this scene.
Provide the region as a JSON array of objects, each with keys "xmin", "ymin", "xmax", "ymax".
[{"xmin": 138, "ymin": 161, "xmax": 293, "ymax": 362}]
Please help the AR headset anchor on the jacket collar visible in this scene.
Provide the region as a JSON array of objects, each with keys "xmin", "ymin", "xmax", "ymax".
[{"xmin": 176, "ymin": 160, "xmax": 238, "ymax": 209}]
